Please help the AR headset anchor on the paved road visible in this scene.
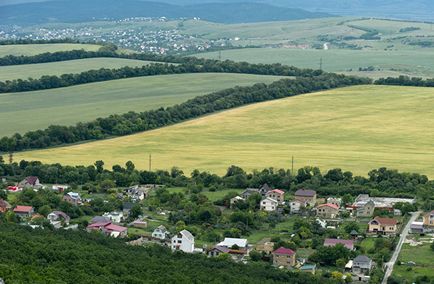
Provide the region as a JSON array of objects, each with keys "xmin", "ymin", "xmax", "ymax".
[{"xmin": 381, "ymin": 211, "xmax": 421, "ymax": 284}]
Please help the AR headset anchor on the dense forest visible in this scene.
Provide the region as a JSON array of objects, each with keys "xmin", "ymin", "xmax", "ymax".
[
  {"xmin": 374, "ymin": 76, "xmax": 434, "ymax": 87},
  {"xmin": 0, "ymin": 74, "xmax": 370, "ymax": 152},
  {"xmin": 0, "ymin": 224, "xmax": 334, "ymax": 284}
]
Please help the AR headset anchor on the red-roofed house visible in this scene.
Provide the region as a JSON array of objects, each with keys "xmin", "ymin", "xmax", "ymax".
[
  {"xmin": 272, "ymin": 247, "xmax": 296, "ymax": 269},
  {"xmin": 87, "ymin": 222, "xmax": 127, "ymax": 238},
  {"xmin": 368, "ymin": 217, "xmax": 398, "ymax": 234},
  {"xmin": 324, "ymin": 238, "xmax": 355, "ymax": 251},
  {"xmin": 266, "ymin": 189, "xmax": 285, "ymax": 204},
  {"xmin": 316, "ymin": 203, "xmax": 339, "ymax": 219},
  {"xmin": 13, "ymin": 205, "xmax": 34, "ymax": 218}
]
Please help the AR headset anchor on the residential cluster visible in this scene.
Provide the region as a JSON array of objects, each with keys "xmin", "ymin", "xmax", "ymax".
[{"xmin": 1, "ymin": 176, "xmax": 425, "ymax": 283}]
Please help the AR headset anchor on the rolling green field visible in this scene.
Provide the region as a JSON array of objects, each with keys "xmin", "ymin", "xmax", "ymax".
[
  {"xmin": 16, "ymin": 85, "xmax": 434, "ymax": 177},
  {"xmin": 195, "ymin": 48, "xmax": 434, "ymax": 78},
  {"xmin": 393, "ymin": 243, "xmax": 434, "ymax": 281},
  {"xmin": 0, "ymin": 43, "xmax": 101, "ymax": 57},
  {"xmin": 0, "ymin": 73, "xmax": 283, "ymax": 136},
  {"xmin": 0, "ymin": 58, "xmax": 158, "ymax": 81}
]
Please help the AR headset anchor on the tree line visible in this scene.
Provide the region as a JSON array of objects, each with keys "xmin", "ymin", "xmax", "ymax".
[
  {"xmin": 0, "ymin": 49, "xmax": 327, "ymax": 93},
  {"xmin": 0, "ymin": 74, "xmax": 370, "ymax": 152},
  {"xmin": 374, "ymin": 75, "xmax": 434, "ymax": 87},
  {"xmin": 1, "ymin": 158, "xmax": 432, "ymax": 202},
  {"xmin": 0, "ymin": 38, "xmax": 80, "ymax": 45}
]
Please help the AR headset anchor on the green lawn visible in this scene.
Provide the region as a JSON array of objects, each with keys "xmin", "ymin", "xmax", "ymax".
[
  {"xmin": 248, "ymin": 218, "xmax": 296, "ymax": 244},
  {"xmin": 393, "ymin": 243, "xmax": 434, "ymax": 281},
  {"xmin": 0, "ymin": 43, "xmax": 102, "ymax": 57},
  {"xmin": 0, "ymin": 58, "xmax": 158, "ymax": 81},
  {"xmin": 202, "ymin": 189, "xmax": 244, "ymax": 202},
  {"xmin": 0, "ymin": 72, "xmax": 283, "ymax": 136},
  {"xmin": 19, "ymin": 85, "xmax": 434, "ymax": 177},
  {"xmin": 195, "ymin": 48, "xmax": 434, "ymax": 78}
]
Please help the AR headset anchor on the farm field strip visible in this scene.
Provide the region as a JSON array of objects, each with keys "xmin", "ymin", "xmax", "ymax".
[
  {"xmin": 16, "ymin": 85, "xmax": 434, "ymax": 177},
  {"xmin": 0, "ymin": 73, "xmax": 284, "ymax": 136},
  {"xmin": 0, "ymin": 43, "xmax": 102, "ymax": 57},
  {"xmin": 0, "ymin": 58, "xmax": 159, "ymax": 81}
]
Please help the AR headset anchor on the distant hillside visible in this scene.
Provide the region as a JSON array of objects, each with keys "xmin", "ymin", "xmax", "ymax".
[
  {"xmin": 163, "ymin": 0, "xmax": 434, "ymax": 21},
  {"xmin": 0, "ymin": 0, "xmax": 330, "ymax": 25}
]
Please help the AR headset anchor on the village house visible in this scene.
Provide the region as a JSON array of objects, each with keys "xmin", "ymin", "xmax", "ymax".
[
  {"xmin": 152, "ymin": 225, "xmax": 169, "ymax": 240},
  {"xmin": 300, "ymin": 263, "xmax": 316, "ymax": 274},
  {"xmin": 63, "ymin": 192, "xmax": 82, "ymax": 206},
  {"xmin": 230, "ymin": 196, "xmax": 244, "ymax": 208},
  {"xmin": 290, "ymin": 201, "xmax": 301, "ymax": 214},
  {"xmin": 171, "ymin": 230, "xmax": 194, "ymax": 253},
  {"xmin": 18, "ymin": 176, "xmax": 43, "ymax": 190},
  {"xmin": 122, "ymin": 202, "xmax": 133, "ymax": 217},
  {"xmin": 87, "ymin": 222, "xmax": 128, "ymax": 238},
  {"xmin": 259, "ymin": 183, "xmax": 272, "ymax": 195},
  {"xmin": 129, "ymin": 219, "xmax": 147, "ymax": 228},
  {"xmin": 51, "ymin": 184, "xmax": 69, "ymax": 193},
  {"xmin": 103, "ymin": 211, "xmax": 123, "ymax": 223},
  {"xmin": 316, "ymin": 203, "xmax": 339, "ymax": 219},
  {"xmin": 368, "ymin": 216, "xmax": 398, "ymax": 234},
  {"xmin": 255, "ymin": 238, "xmax": 275, "ymax": 254},
  {"xmin": 352, "ymin": 255, "xmax": 373, "ymax": 276},
  {"xmin": 125, "ymin": 185, "xmax": 148, "ymax": 202},
  {"xmin": 353, "ymin": 194, "xmax": 414, "ymax": 214},
  {"xmin": 241, "ymin": 188, "xmax": 260, "ymax": 199},
  {"xmin": 47, "ymin": 211, "xmax": 70, "ymax": 228},
  {"xmin": 90, "ymin": 216, "xmax": 111, "ymax": 224},
  {"xmin": 423, "ymin": 210, "xmax": 434, "ymax": 228},
  {"xmin": 208, "ymin": 238, "xmax": 250, "ymax": 260},
  {"xmin": 260, "ymin": 197, "xmax": 278, "ymax": 212},
  {"xmin": 272, "ymin": 247, "xmax": 296, "ymax": 269},
  {"xmin": 410, "ymin": 221, "xmax": 425, "ymax": 234},
  {"xmin": 326, "ymin": 197, "xmax": 342, "ymax": 208},
  {"xmin": 324, "ymin": 238, "xmax": 355, "ymax": 251},
  {"xmin": 356, "ymin": 200, "xmax": 375, "ymax": 217},
  {"xmin": 13, "ymin": 205, "xmax": 34, "ymax": 218},
  {"xmin": 266, "ymin": 189, "xmax": 285, "ymax": 204},
  {"xmin": 0, "ymin": 199, "xmax": 11, "ymax": 213},
  {"xmin": 294, "ymin": 189, "xmax": 317, "ymax": 207}
]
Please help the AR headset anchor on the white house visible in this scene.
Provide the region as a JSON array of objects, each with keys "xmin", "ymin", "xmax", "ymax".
[
  {"xmin": 290, "ymin": 201, "xmax": 301, "ymax": 214},
  {"xmin": 171, "ymin": 230, "xmax": 195, "ymax": 253},
  {"xmin": 260, "ymin": 197, "xmax": 278, "ymax": 212},
  {"xmin": 152, "ymin": 225, "xmax": 169, "ymax": 240},
  {"xmin": 52, "ymin": 184, "xmax": 69, "ymax": 193},
  {"xmin": 217, "ymin": 238, "xmax": 248, "ymax": 249},
  {"xmin": 230, "ymin": 196, "xmax": 244, "ymax": 208},
  {"xmin": 103, "ymin": 211, "xmax": 123, "ymax": 223}
]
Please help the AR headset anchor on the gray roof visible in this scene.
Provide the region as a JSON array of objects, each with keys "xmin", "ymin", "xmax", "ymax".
[
  {"xmin": 180, "ymin": 229, "xmax": 194, "ymax": 241},
  {"xmin": 295, "ymin": 189, "xmax": 316, "ymax": 197},
  {"xmin": 353, "ymin": 255, "xmax": 371, "ymax": 263}
]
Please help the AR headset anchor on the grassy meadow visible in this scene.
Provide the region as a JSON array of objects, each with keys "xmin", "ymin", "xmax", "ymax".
[
  {"xmin": 0, "ymin": 43, "xmax": 101, "ymax": 57},
  {"xmin": 393, "ymin": 243, "xmax": 434, "ymax": 281},
  {"xmin": 0, "ymin": 73, "xmax": 283, "ymax": 136},
  {"xmin": 0, "ymin": 58, "xmax": 158, "ymax": 81},
  {"xmin": 16, "ymin": 85, "xmax": 434, "ymax": 177},
  {"xmin": 195, "ymin": 48, "xmax": 434, "ymax": 78}
]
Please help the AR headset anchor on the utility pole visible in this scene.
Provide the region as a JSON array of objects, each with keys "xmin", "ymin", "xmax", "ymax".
[
  {"xmin": 319, "ymin": 57, "xmax": 323, "ymax": 71},
  {"xmin": 291, "ymin": 156, "xmax": 294, "ymax": 175},
  {"xmin": 149, "ymin": 154, "xmax": 152, "ymax": 172},
  {"xmin": 218, "ymin": 50, "xmax": 222, "ymax": 61},
  {"xmin": 8, "ymin": 152, "xmax": 13, "ymax": 164}
]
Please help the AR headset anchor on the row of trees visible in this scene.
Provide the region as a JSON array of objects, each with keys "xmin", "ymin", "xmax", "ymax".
[
  {"xmin": 375, "ymin": 75, "xmax": 434, "ymax": 87},
  {"xmin": 1, "ymin": 158, "xmax": 432, "ymax": 200},
  {"xmin": 0, "ymin": 51, "xmax": 329, "ymax": 93},
  {"xmin": 0, "ymin": 74, "xmax": 370, "ymax": 152}
]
